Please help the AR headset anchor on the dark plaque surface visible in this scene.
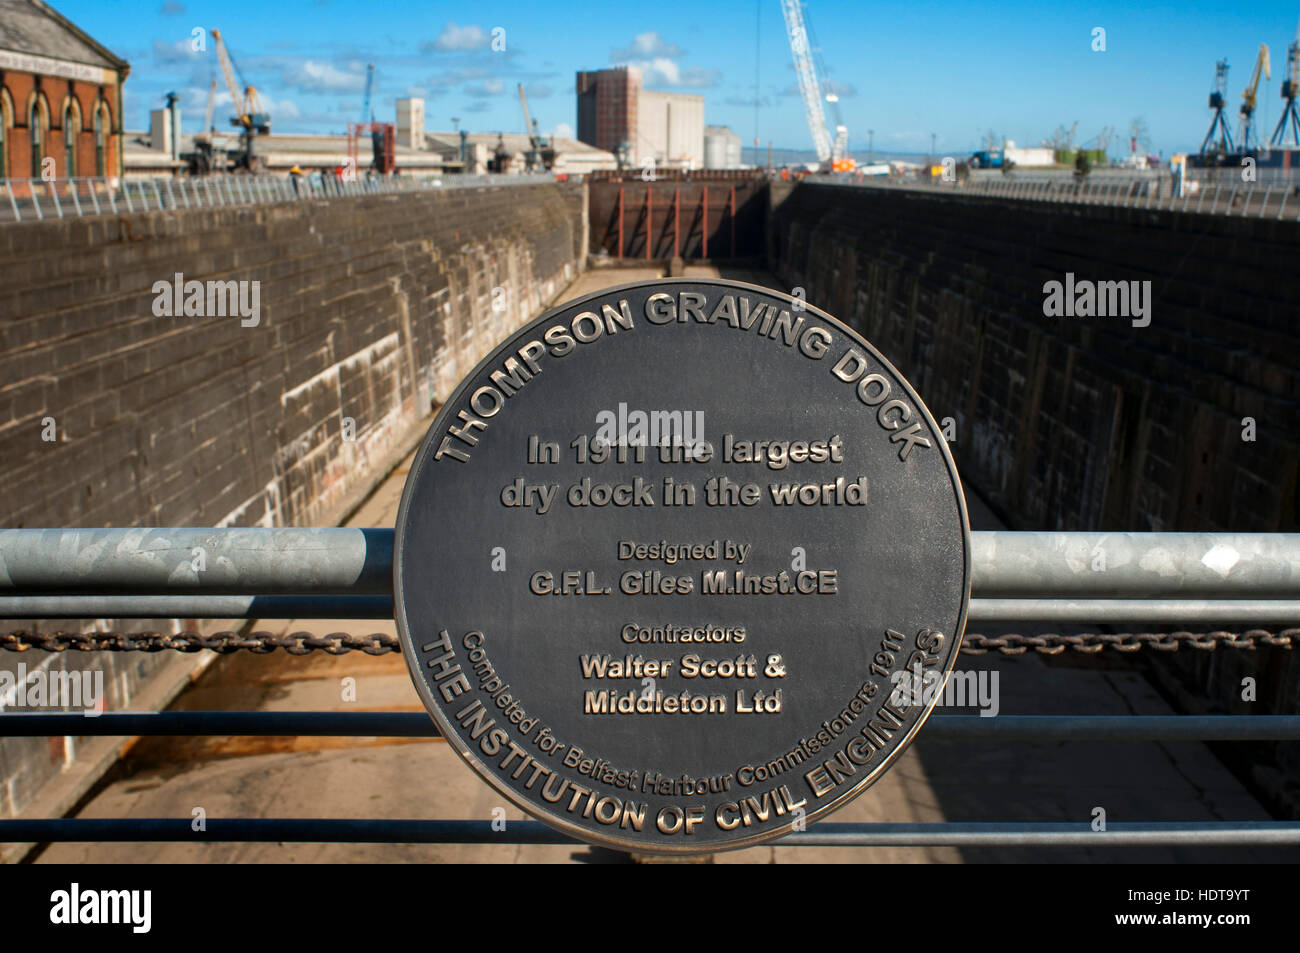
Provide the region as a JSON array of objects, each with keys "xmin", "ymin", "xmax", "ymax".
[{"xmin": 394, "ymin": 278, "xmax": 970, "ymax": 853}]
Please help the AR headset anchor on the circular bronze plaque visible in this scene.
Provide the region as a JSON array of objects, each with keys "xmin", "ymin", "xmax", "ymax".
[{"xmin": 394, "ymin": 278, "xmax": 970, "ymax": 853}]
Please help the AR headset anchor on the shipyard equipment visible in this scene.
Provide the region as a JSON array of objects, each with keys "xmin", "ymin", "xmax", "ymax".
[
  {"xmin": 1238, "ymin": 44, "xmax": 1271, "ymax": 151},
  {"xmin": 212, "ymin": 28, "xmax": 271, "ymax": 171},
  {"xmin": 1270, "ymin": 21, "xmax": 1300, "ymax": 147},
  {"xmin": 780, "ymin": 0, "xmax": 852, "ymax": 171},
  {"xmin": 1200, "ymin": 58, "xmax": 1235, "ymax": 156}
]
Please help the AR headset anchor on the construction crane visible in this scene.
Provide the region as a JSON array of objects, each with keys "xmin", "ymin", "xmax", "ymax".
[
  {"xmin": 1238, "ymin": 44, "xmax": 1271, "ymax": 151},
  {"xmin": 203, "ymin": 79, "xmax": 217, "ymax": 140},
  {"xmin": 1270, "ymin": 19, "xmax": 1300, "ymax": 147},
  {"xmin": 212, "ymin": 28, "xmax": 271, "ymax": 171},
  {"xmin": 1200, "ymin": 58, "xmax": 1235, "ymax": 156},
  {"xmin": 190, "ymin": 78, "xmax": 222, "ymax": 174},
  {"xmin": 517, "ymin": 83, "xmax": 554, "ymax": 171},
  {"xmin": 360, "ymin": 64, "xmax": 374, "ymax": 124},
  {"xmin": 780, "ymin": 0, "xmax": 851, "ymax": 170}
]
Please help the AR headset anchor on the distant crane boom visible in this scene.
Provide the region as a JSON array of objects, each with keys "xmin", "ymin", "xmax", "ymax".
[
  {"xmin": 1239, "ymin": 43, "xmax": 1271, "ymax": 150},
  {"xmin": 1270, "ymin": 19, "xmax": 1300, "ymax": 148},
  {"xmin": 780, "ymin": 0, "xmax": 833, "ymax": 164},
  {"xmin": 518, "ymin": 82, "xmax": 539, "ymax": 145},
  {"xmin": 361, "ymin": 64, "xmax": 374, "ymax": 124},
  {"xmin": 516, "ymin": 83, "xmax": 553, "ymax": 172},
  {"xmin": 202, "ymin": 79, "xmax": 216, "ymax": 140},
  {"xmin": 211, "ymin": 28, "xmax": 270, "ymax": 171},
  {"xmin": 211, "ymin": 29, "xmax": 244, "ymax": 123}
]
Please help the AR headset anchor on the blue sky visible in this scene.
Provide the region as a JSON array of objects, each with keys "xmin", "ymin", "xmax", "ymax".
[{"xmin": 56, "ymin": 0, "xmax": 1300, "ymax": 156}]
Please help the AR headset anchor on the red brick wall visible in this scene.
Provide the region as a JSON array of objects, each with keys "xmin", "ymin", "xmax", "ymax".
[{"xmin": 2, "ymin": 69, "xmax": 120, "ymax": 179}]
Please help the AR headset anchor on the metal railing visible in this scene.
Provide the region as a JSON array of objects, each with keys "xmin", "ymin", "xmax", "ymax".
[
  {"xmin": 0, "ymin": 527, "xmax": 1296, "ymax": 850},
  {"xmin": 0, "ymin": 173, "xmax": 563, "ymax": 224},
  {"xmin": 2, "ymin": 528, "xmax": 1295, "ymax": 623},
  {"xmin": 808, "ymin": 170, "xmax": 1300, "ymax": 220}
]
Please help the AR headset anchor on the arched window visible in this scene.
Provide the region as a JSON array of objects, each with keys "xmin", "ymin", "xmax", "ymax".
[
  {"xmin": 63, "ymin": 98, "xmax": 80, "ymax": 178},
  {"xmin": 94, "ymin": 101, "xmax": 107, "ymax": 177},
  {"xmin": 29, "ymin": 96, "xmax": 44, "ymax": 178}
]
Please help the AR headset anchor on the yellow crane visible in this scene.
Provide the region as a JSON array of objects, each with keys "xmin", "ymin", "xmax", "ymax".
[
  {"xmin": 211, "ymin": 28, "xmax": 270, "ymax": 169},
  {"xmin": 1238, "ymin": 43, "xmax": 1270, "ymax": 151}
]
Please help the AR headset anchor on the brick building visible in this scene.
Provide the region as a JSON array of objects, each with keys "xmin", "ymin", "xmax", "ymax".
[
  {"xmin": 0, "ymin": 0, "xmax": 129, "ymax": 181},
  {"xmin": 576, "ymin": 66, "xmax": 638, "ymax": 164},
  {"xmin": 576, "ymin": 65, "xmax": 704, "ymax": 169}
]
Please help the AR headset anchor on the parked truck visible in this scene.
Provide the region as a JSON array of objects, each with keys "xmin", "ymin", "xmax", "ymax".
[{"xmin": 968, "ymin": 149, "xmax": 1004, "ymax": 169}]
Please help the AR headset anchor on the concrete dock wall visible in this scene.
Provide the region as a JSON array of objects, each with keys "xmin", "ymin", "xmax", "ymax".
[
  {"xmin": 771, "ymin": 182, "xmax": 1300, "ymax": 810},
  {"xmin": 0, "ymin": 181, "xmax": 585, "ymax": 842},
  {"xmin": 771, "ymin": 182, "xmax": 1299, "ymax": 535},
  {"xmin": 1, "ymin": 182, "xmax": 584, "ymax": 531}
]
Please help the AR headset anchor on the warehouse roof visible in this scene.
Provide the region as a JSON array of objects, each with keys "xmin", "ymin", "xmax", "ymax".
[{"xmin": 0, "ymin": 0, "xmax": 128, "ymax": 71}]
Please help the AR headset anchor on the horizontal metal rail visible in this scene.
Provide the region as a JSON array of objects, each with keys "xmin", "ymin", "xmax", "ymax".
[
  {"xmin": 0, "ymin": 174, "xmax": 563, "ymax": 225},
  {"xmin": 1, "ymin": 530, "xmax": 1296, "ymax": 624},
  {"xmin": 1, "ymin": 712, "xmax": 1298, "ymax": 740},
  {"xmin": 0, "ymin": 527, "xmax": 390, "ymax": 594},
  {"xmin": 806, "ymin": 170, "xmax": 1300, "ymax": 220},
  {"xmin": 971, "ymin": 532, "xmax": 1300, "ymax": 599},
  {"xmin": 970, "ymin": 598, "xmax": 1300, "ymax": 624},
  {"xmin": 0, "ymin": 594, "xmax": 391, "ymax": 619},
  {"xmin": 4, "ymin": 596, "xmax": 1297, "ymax": 623},
  {"xmin": 1, "ymin": 818, "xmax": 1295, "ymax": 846}
]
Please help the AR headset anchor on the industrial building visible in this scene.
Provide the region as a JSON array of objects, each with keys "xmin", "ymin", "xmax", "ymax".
[
  {"xmin": 576, "ymin": 65, "xmax": 705, "ymax": 169},
  {"xmin": 0, "ymin": 0, "xmax": 128, "ymax": 180},
  {"xmin": 124, "ymin": 93, "xmax": 616, "ymax": 179},
  {"xmin": 704, "ymin": 125, "xmax": 742, "ymax": 168}
]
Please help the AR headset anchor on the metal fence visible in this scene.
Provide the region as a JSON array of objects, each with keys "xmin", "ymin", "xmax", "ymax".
[
  {"xmin": 0, "ymin": 527, "xmax": 1297, "ymax": 850},
  {"xmin": 0, "ymin": 173, "xmax": 563, "ymax": 225},
  {"xmin": 808, "ymin": 170, "xmax": 1300, "ymax": 220}
]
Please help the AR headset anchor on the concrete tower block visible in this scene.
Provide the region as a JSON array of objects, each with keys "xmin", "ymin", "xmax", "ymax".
[{"xmin": 396, "ymin": 98, "xmax": 425, "ymax": 150}]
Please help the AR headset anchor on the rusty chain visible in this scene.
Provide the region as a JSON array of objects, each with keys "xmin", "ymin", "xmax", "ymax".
[{"xmin": 0, "ymin": 629, "xmax": 1294, "ymax": 656}]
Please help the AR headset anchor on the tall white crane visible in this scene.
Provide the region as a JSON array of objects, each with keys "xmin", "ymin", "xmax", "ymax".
[{"xmin": 780, "ymin": 0, "xmax": 842, "ymax": 166}]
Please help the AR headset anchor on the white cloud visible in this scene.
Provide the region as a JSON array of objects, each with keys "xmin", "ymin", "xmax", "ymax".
[
  {"xmin": 609, "ymin": 31, "xmax": 716, "ymax": 87},
  {"xmin": 428, "ymin": 22, "xmax": 490, "ymax": 52},
  {"xmin": 283, "ymin": 61, "xmax": 367, "ymax": 94},
  {"xmin": 551, "ymin": 122, "xmax": 574, "ymax": 140},
  {"xmin": 464, "ymin": 77, "xmax": 504, "ymax": 98},
  {"xmin": 151, "ymin": 38, "xmax": 195, "ymax": 65},
  {"xmin": 610, "ymin": 31, "xmax": 683, "ymax": 61},
  {"xmin": 629, "ymin": 57, "xmax": 719, "ymax": 89}
]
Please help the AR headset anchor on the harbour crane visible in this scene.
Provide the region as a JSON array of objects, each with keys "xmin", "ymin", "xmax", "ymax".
[
  {"xmin": 212, "ymin": 28, "xmax": 271, "ymax": 170},
  {"xmin": 203, "ymin": 78, "xmax": 217, "ymax": 140},
  {"xmin": 1270, "ymin": 19, "xmax": 1300, "ymax": 147},
  {"xmin": 517, "ymin": 83, "xmax": 554, "ymax": 171},
  {"xmin": 190, "ymin": 78, "xmax": 222, "ymax": 174},
  {"xmin": 1238, "ymin": 44, "xmax": 1270, "ymax": 151},
  {"xmin": 360, "ymin": 64, "xmax": 374, "ymax": 124},
  {"xmin": 348, "ymin": 64, "xmax": 394, "ymax": 176},
  {"xmin": 1199, "ymin": 58, "xmax": 1234, "ymax": 156},
  {"xmin": 780, "ymin": 0, "xmax": 851, "ymax": 170}
]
